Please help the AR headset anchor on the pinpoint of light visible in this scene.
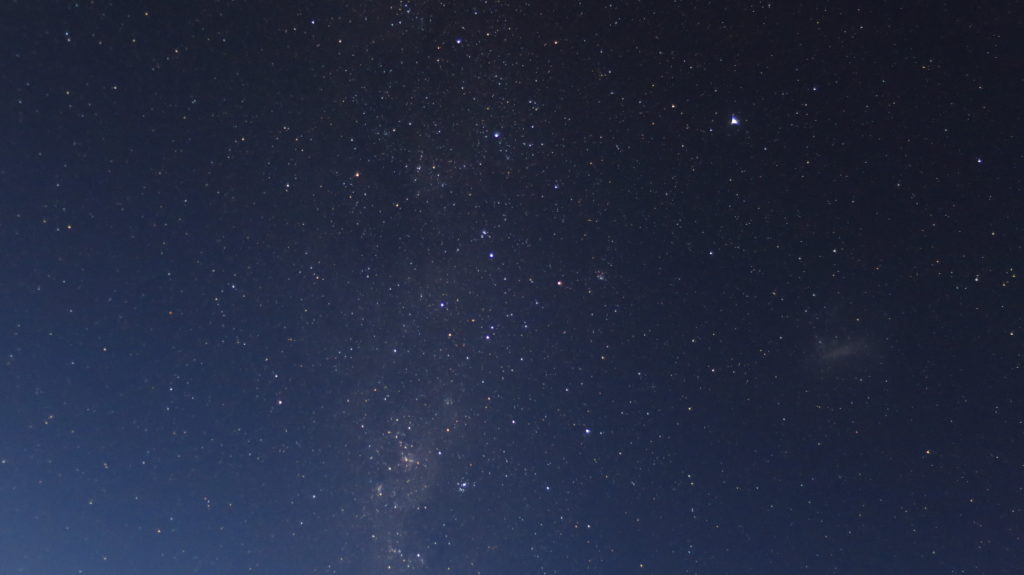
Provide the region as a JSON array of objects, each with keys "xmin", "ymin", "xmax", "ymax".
[{"xmin": 730, "ymin": 115, "xmax": 740, "ymax": 126}]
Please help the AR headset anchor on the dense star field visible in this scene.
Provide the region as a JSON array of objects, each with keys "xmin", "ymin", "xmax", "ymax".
[{"xmin": 1, "ymin": 1, "xmax": 1022, "ymax": 573}]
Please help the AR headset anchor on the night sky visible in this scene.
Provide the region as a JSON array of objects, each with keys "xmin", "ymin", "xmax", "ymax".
[{"xmin": 2, "ymin": 1, "xmax": 1022, "ymax": 574}]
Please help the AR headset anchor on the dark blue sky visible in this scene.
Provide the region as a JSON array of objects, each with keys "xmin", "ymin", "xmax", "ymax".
[{"xmin": 1, "ymin": 1, "xmax": 1022, "ymax": 573}]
